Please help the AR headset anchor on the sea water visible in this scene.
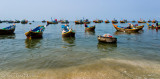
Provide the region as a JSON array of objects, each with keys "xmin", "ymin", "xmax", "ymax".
[{"xmin": 0, "ymin": 21, "xmax": 160, "ymax": 79}]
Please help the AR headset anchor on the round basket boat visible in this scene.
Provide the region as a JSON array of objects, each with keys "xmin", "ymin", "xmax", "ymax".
[{"xmin": 97, "ymin": 35, "xmax": 117, "ymax": 43}]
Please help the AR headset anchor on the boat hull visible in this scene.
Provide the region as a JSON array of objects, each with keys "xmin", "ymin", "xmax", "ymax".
[
  {"xmin": 0, "ymin": 29, "xmax": 15, "ymax": 35},
  {"xmin": 138, "ymin": 21, "xmax": 146, "ymax": 23},
  {"xmin": 47, "ymin": 21, "xmax": 58, "ymax": 24},
  {"xmin": 112, "ymin": 21, "xmax": 118, "ymax": 23},
  {"xmin": 105, "ymin": 21, "xmax": 110, "ymax": 23},
  {"xmin": 75, "ymin": 22, "xmax": 83, "ymax": 24},
  {"xmin": 113, "ymin": 24, "xmax": 141, "ymax": 32},
  {"xmin": 98, "ymin": 36, "xmax": 117, "ymax": 43},
  {"xmin": 147, "ymin": 23, "xmax": 160, "ymax": 29},
  {"xmin": 136, "ymin": 25, "xmax": 144, "ymax": 30},
  {"xmin": 85, "ymin": 26, "xmax": 95, "ymax": 31},
  {"xmin": 120, "ymin": 21, "xmax": 125, "ymax": 23},
  {"xmin": 62, "ymin": 31, "xmax": 75, "ymax": 37},
  {"xmin": 25, "ymin": 31, "xmax": 43, "ymax": 39}
]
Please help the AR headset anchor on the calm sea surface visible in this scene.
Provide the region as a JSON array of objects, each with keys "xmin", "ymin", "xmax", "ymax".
[{"xmin": 0, "ymin": 21, "xmax": 160, "ymax": 79}]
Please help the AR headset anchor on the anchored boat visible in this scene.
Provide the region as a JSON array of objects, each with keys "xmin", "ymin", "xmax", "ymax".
[
  {"xmin": 25, "ymin": 25, "xmax": 46, "ymax": 39},
  {"xmin": 113, "ymin": 24, "xmax": 142, "ymax": 32},
  {"xmin": 98, "ymin": 34, "xmax": 117, "ymax": 43},
  {"xmin": 0, "ymin": 24, "xmax": 16, "ymax": 35},
  {"xmin": 61, "ymin": 25, "xmax": 75, "ymax": 37}
]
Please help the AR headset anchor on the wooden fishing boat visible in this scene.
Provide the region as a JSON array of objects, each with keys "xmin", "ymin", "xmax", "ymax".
[
  {"xmin": 21, "ymin": 19, "xmax": 28, "ymax": 24},
  {"xmin": 114, "ymin": 31, "xmax": 142, "ymax": 35},
  {"xmin": 113, "ymin": 24, "xmax": 141, "ymax": 32},
  {"xmin": 14, "ymin": 20, "xmax": 20, "ymax": 23},
  {"xmin": 0, "ymin": 25, "xmax": 16, "ymax": 35},
  {"xmin": 148, "ymin": 20, "xmax": 151, "ymax": 23},
  {"xmin": 75, "ymin": 21, "xmax": 83, "ymax": 24},
  {"xmin": 83, "ymin": 19, "xmax": 90, "ymax": 24},
  {"xmin": 146, "ymin": 23, "xmax": 160, "ymax": 29},
  {"xmin": 112, "ymin": 20, "xmax": 118, "ymax": 23},
  {"xmin": 97, "ymin": 35, "xmax": 117, "ymax": 43},
  {"xmin": 120, "ymin": 21, "xmax": 125, "ymax": 23},
  {"xmin": 61, "ymin": 21, "xmax": 69, "ymax": 24},
  {"xmin": 42, "ymin": 20, "xmax": 46, "ymax": 23},
  {"xmin": 25, "ymin": 25, "xmax": 45, "ymax": 39},
  {"xmin": 61, "ymin": 20, "xmax": 69, "ymax": 24},
  {"xmin": 152, "ymin": 20, "xmax": 157, "ymax": 23},
  {"xmin": 135, "ymin": 25, "xmax": 144, "ymax": 30},
  {"xmin": 85, "ymin": 25, "xmax": 95, "ymax": 31},
  {"xmin": 138, "ymin": 21, "xmax": 146, "ymax": 23},
  {"xmin": 105, "ymin": 20, "xmax": 110, "ymax": 23},
  {"xmin": 8, "ymin": 20, "xmax": 14, "ymax": 23},
  {"xmin": 62, "ymin": 29, "xmax": 75, "ymax": 37},
  {"xmin": 47, "ymin": 21, "xmax": 58, "ymax": 24},
  {"xmin": 93, "ymin": 20, "xmax": 102, "ymax": 23},
  {"xmin": 94, "ymin": 21, "xmax": 101, "ymax": 23}
]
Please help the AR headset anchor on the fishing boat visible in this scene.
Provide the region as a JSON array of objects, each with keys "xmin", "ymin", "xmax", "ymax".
[
  {"xmin": 97, "ymin": 34, "xmax": 117, "ymax": 43},
  {"xmin": 61, "ymin": 25, "xmax": 75, "ymax": 37},
  {"xmin": 85, "ymin": 24, "xmax": 95, "ymax": 31},
  {"xmin": 0, "ymin": 24, "xmax": 16, "ymax": 35},
  {"xmin": 47, "ymin": 21, "xmax": 58, "ymax": 24},
  {"xmin": 138, "ymin": 21, "xmax": 146, "ymax": 23},
  {"xmin": 105, "ymin": 20, "xmax": 110, "ymax": 23},
  {"xmin": 148, "ymin": 19, "xmax": 151, "ymax": 23},
  {"xmin": 75, "ymin": 20, "xmax": 84, "ymax": 24},
  {"xmin": 61, "ymin": 20, "xmax": 69, "ymax": 24},
  {"xmin": 42, "ymin": 20, "xmax": 46, "ymax": 23},
  {"xmin": 62, "ymin": 30, "xmax": 75, "ymax": 37},
  {"xmin": 138, "ymin": 19, "xmax": 146, "ymax": 23},
  {"xmin": 83, "ymin": 19, "xmax": 90, "ymax": 24},
  {"xmin": 25, "ymin": 25, "xmax": 46, "ymax": 39},
  {"xmin": 120, "ymin": 20, "xmax": 125, "ymax": 23},
  {"xmin": 47, "ymin": 18, "xmax": 58, "ymax": 24},
  {"xmin": 93, "ymin": 20, "xmax": 102, "ymax": 23},
  {"xmin": 8, "ymin": 20, "xmax": 14, "ymax": 23},
  {"xmin": 112, "ymin": 19, "xmax": 118, "ymax": 23},
  {"xmin": 113, "ymin": 24, "xmax": 141, "ymax": 32},
  {"xmin": 114, "ymin": 31, "xmax": 142, "ymax": 35},
  {"xmin": 21, "ymin": 19, "xmax": 28, "ymax": 24},
  {"xmin": 135, "ymin": 25, "xmax": 144, "ymax": 30},
  {"xmin": 146, "ymin": 23, "xmax": 160, "ymax": 29},
  {"xmin": 14, "ymin": 20, "xmax": 20, "ymax": 23},
  {"xmin": 152, "ymin": 19, "xmax": 157, "ymax": 23}
]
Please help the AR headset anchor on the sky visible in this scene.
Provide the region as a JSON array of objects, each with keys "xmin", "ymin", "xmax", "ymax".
[{"xmin": 0, "ymin": 0, "xmax": 160, "ymax": 21}]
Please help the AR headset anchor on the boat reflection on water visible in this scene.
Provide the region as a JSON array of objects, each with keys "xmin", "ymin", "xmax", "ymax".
[
  {"xmin": 97, "ymin": 42, "xmax": 117, "ymax": 52},
  {"xmin": 85, "ymin": 30, "xmax": 95, "ymax": 35},
  {"xmin": 0, "ymin": 34, "xmax": 15, "ymax": 39},
  {"xmin": 25, "ymin": 39, "xmax": 42, "ymax": 49},
  {"xmin": 62, "ymin": 37, "xmax": 75, "ymax": 48},
  {"xmin": 114, "ymin": 31, "xmax": 143, "ymax": 35}
]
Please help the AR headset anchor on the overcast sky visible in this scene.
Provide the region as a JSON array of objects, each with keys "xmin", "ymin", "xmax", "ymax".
[{"xmin": 0, "ymin": 0, "xmax": 160, "ymax": 21}]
